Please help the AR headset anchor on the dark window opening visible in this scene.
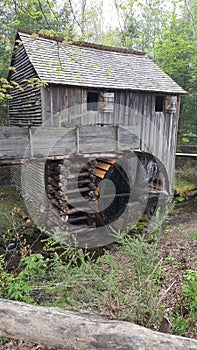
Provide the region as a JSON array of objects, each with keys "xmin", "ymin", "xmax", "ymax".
[
  {"xmin": 155, "ymin": 95, "xmax": 164, "ymax": 112},
  {"xmin": 87, "ymin": 91, "xmax": 99, "ymax": 111}
]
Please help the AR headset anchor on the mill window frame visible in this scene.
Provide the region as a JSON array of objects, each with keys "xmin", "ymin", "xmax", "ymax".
[
  {"xmin": 155, "ymin": 95, "xmax": 165, "ymax": 112},
  {"xmin": 87, "ymin": 91, "xmax": 99, "ymax": 111}
]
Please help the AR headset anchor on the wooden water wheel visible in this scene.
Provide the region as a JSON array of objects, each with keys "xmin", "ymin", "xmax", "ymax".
[
  {"xmin": 21, "ymin": 151, "xmax": 168, "ymax": 248},
  {"xmin": 44, "ymin": 152, "xmax": 163, "ymax": 248}
]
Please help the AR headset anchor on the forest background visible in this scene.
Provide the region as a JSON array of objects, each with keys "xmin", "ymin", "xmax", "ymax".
[{"xmin": 0, "ymin": 0, "xmax": 196, "ymax": 134}]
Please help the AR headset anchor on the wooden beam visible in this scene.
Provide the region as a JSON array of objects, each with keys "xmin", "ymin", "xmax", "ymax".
[
  {"xmin": 176, "ymin": 153, "xmax": 197, "ymax": 158},
  {"xmin": 0, "ymin": 299, "xmax": 197, "ymax": 350}
]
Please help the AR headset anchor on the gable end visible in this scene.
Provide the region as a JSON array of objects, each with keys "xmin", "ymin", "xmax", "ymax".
[{"xmin": 8, "ymin": 35, "xmax": 42, "ymax": 126}]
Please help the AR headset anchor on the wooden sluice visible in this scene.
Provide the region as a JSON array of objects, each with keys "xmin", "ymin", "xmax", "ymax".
[{"xmin": 0, "ymin": 125, "xmax": 139, "ymax": 163}]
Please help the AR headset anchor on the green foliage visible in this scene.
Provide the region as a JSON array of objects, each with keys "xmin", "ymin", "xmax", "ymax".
[
  {"xmin": 180, "ymin": 132, "xmax": 197, "ymax": 144},
  {"xmin": 189, "ymin": 231, "xmax": 197, "ymax": 241},
  {"xmin": 182, "ymin": 269, "xmax": 197, "ymax": 311},
  {"xmin": 172, "ymin": 269, "xmax": 197, "ymax": 335},
  {"xmin": 0, "ymin": 253, "xmax": 47, "ymax": 302},
  {"xmin": 0, "ymin": 230, "xmax": 165, "ymax": 329},
  {"xmin": 174, "ymin": 196, "xmax": 185, "ymax": 203},
  {"xmin": 171, "ymin": 313, "xmax": 189, "ymax": 335},
  {"xmin": 41, "ymin": 233, "xmax": 165, "ymax": 328},
  {"xmin": 0, "ymin": 255, "xmax": 14, "ymax": 297},
  {"xmin": 0, "ymin": 0, "xmax": 75, "ymax": 124}
]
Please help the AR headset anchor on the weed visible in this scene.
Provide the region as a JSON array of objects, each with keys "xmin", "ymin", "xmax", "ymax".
[
  {"xmin": 182, "ymin": 270, "xmax": 197, "ymax": 311},
  {"xmin": 0, "ymin": 224, "xmax": 185, "ymax": 333},
  {"xmin": 36, "ymin": 233, "xmax": 165, "ymax": 329},
  {"xmin": 0, "ymin": 337, "xmax": 10, "ymax": 345},
  {"xmin": 171, "ymin": 313, "xmax": 189, "ymax": 335},
  {"xmin": 171, "ymin": 270, "xmax": 197, "ymax": 335},
  {"xmin": 174, "ymin": 197, "xmax": 185, "ymax": 203},
  {"xmin": 165, "ymin": 256, "xmax": 176, "ymax": 262},
  {"xmin": 165, "ymin": 256, "xmax": 181, "ymax": 267},
  {"xmin": 179, "ymin": 227, "xmax": 186, "ymax": 235},
  {"xmin": 0, "ymin": 253, "xmax": 47, "ymax": 303},
  {"xmin": 146, "ymin": 203, "xmax": 175, "ymax": 240},
  {"xmin": 0, "ymin": 255, "xmax": 14, "ymax": 298},
  {"xmin": 189, "ymin": 231, "xmax": 197, "ymax": 241}
]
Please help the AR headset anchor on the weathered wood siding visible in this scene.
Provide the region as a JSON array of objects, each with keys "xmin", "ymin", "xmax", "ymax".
[
  {"xmin": 41, "ymin": 88, "xmax": 150, "ymax": 127},
  {"xmin": 8, "ymin": 41, "xmax": 42, "ymax": 126},
  {"xmin": 140, "ymin": 95, "xmax": 180, "ymax": 193},
  {"xmin": 42, "ymin": 85, "xmax": 87, "ymax": 126}
]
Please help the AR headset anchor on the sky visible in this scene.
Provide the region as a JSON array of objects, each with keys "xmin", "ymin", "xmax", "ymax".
[
  {"xmin": 67, "ymin": 0, "xmax": 121, "ymax": 30},
  {"xmin": 102, "ymin": 0, "xmax": 120, "ymax": 29}
]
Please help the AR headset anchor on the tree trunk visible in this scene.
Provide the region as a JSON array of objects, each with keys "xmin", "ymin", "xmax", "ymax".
[{"xmin": 0, "ymin": 299, "xmax": 197, "ymax": 350}]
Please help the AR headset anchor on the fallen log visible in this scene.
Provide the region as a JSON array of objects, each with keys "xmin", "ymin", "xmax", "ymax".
[{"xmin": 0, "ymin": 299, "xmax": 197, "ymax": 350}]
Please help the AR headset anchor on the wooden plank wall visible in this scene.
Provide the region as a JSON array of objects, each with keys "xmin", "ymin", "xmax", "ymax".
[
  {"xmin": 42, "ymin": 85, "xmax": 87, "ymax": 127},
  {"xmin": 0, "ymin": 127, "xmax": 30, "ymax": 160},
  {"xmin": 10, "ymin": 164, "xmax": 22, "ymax": 190},
  {"xmin": 42, "ymin": 87, "xmax": 148, "ymax": 128},
  {"xmin": 9, "ymin": 43, "xmax": 42, "ymax": 126},
  {"xmin": 141, "ymin": 112, "xmax": 178, "ymax": 193}
]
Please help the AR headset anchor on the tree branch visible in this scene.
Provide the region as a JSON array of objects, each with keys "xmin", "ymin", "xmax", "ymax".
[{"xmin": 68, "ymin": 0, "xmax": 84, "ymax": 34}]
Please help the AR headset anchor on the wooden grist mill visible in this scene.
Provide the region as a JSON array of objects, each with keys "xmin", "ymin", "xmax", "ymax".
[{"xmin": 1, "ymin": 30, "xmax": 186, "ymax": 248}]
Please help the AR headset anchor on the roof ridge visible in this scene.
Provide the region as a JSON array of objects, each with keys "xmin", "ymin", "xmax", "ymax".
[
  {"xmin": 71, "ymin": 42, "xmax": 145, "ymax": 56},
  {"xmin": 18, "ymin": 29, "xmax": 145, "ymax": 56}
]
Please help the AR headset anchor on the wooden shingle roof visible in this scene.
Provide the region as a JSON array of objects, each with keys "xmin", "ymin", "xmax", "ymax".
[{"xmin": 16, "ymin": 31, "xmax": 186, "ymax": 94}]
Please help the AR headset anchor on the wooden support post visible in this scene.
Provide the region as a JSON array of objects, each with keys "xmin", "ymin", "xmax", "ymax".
[{"xmin": 76, "ymin": 125, "xmax": 80, "ymax": 154}]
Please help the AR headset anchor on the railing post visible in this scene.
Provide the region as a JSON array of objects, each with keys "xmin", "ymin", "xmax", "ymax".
[
  {"xmin": 116, "ymin": 125, "xmax": 119, "ymax": 153},
  {"xmin": 76, "ymin": 125, "xmax": 80, "ymax": 154}
]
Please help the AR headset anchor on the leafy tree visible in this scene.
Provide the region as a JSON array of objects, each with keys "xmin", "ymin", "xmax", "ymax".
[
  {"xmin": 112, "ymin": 0, "xmax": 197, "ymax": 134},
  {"xmin": 153, "ymin": 0, "xmax": 197, "ymax": 133},
  {"xmin": 0, "ymin": 0, "xmax": 74, "ymax": 125},
  {"xmin": 0, "ymin": 0, "xmax": 196, "ymax": 133}
]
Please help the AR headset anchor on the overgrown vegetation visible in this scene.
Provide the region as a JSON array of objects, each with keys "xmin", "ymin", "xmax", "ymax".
[
  {"xmin": 172, "ymin": 269, "xmax": 197, "ymax": 336},
  {"xmin": 0, "ymin": 218, "xmax": 197, "ymax": 337},
  {"xmin": 175, "ymin": 159, "xmax": 197, "ymax": 187},
  {"xmin": 0, "ymin": 231, "xmax": 166, "ymax": 329},
  {"xmin": 0, "ymin": 169, "xmax": 197, "ymax": 339}
]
